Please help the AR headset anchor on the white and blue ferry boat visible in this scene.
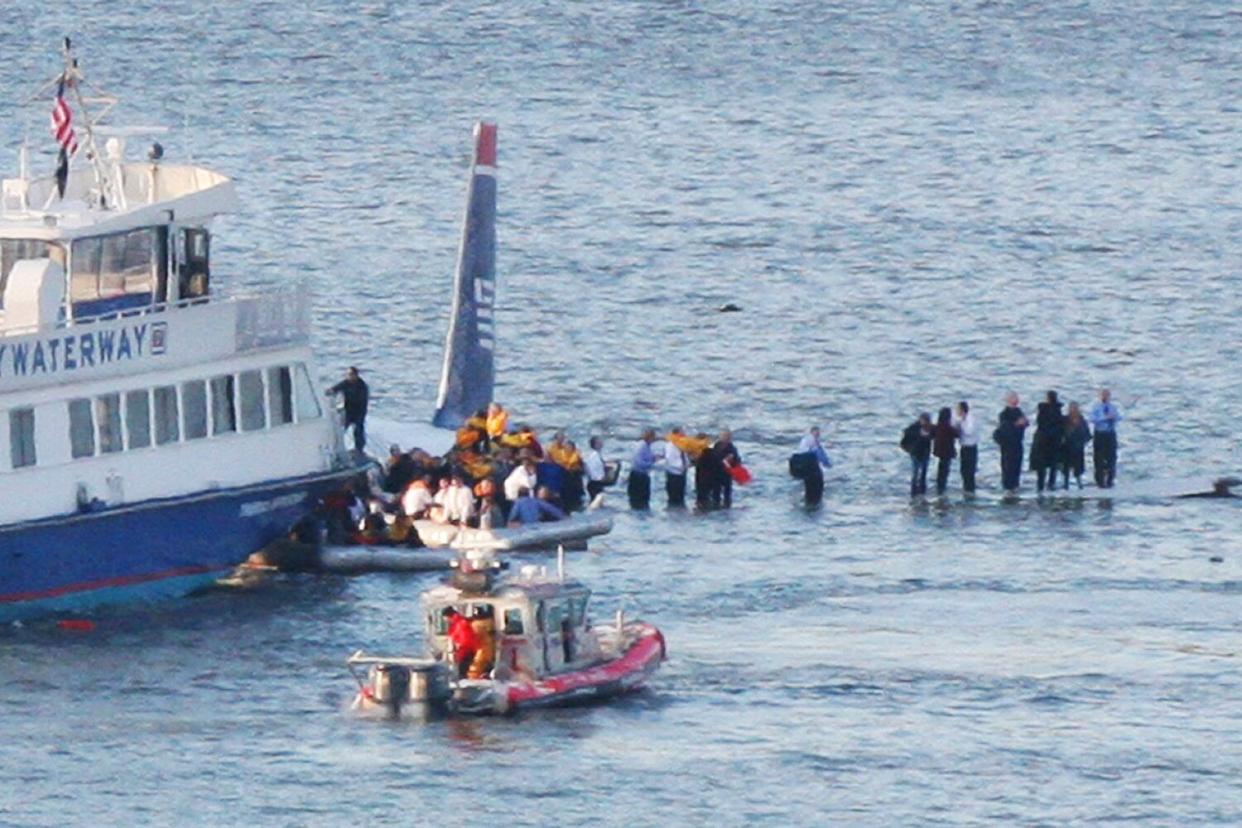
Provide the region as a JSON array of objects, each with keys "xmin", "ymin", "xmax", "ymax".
[{"xmin": 0, "ymin": 44, "xmax": 363, "ymax": 621}]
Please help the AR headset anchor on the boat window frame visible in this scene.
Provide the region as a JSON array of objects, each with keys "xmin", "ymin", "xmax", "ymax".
[
  {"xmin": 68, "ymin": 398, "xmax": 96, "ymax": 459},
  {"xmin": 238, "ymin": 369, "xmax": 267, "ymax": 432},
  {"xmin": 502, "ymin": 606, "xmax": 525, "ymax": 636},
  {"xmin": 8, "ymin": 406, "xmax": 37, "ymax": 468},
  {"xmin": 124, "ymin": 388, "xmax": 152, "ymax": 450},
  {"xmin": 267, "ymin": 366, "xmax": 294, "ymax": 426},
  {"xmin": 209, "ymin": 374, "xmax": 237, "ymax": 436},
  {"xmin": 153, "ymin": 384, "xmax": 180, "ymax": 445},
  {"xmin": 180, "ymin": 379, "xmax": 208, "ymax": 441},
  {"xmin": 68, "ymin": 227, "xmax": 164, "ymax": 315},
  {"xmin": 95, "ymin": 392, "xmax": 123, "ymax": 455}
]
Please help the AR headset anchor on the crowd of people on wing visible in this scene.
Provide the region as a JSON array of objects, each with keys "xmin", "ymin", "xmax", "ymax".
[
  {"xmin": 626, "ymin": 428, "xmax": 747, "ymax": 511},
  {"xmin": 901, "ymin": 388, "xmax": 1123, "ymax": 496},
  {"xmin": 319, "ymin": 401, "xmax": 611, "ymax": 546}
]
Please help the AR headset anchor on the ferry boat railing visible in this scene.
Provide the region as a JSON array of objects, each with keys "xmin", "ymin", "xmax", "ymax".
[{"xmin": 0, "ymin": 287, "xmax": 311, "ymax": 347}]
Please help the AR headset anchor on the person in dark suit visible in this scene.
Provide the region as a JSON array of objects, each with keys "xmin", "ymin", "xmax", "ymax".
[
  {"xmin": 931, "ymin": 408, "xmax": 959, "ymax": 495},
  {"xmin": 1029, "ymin": 390, "xmax": 1064, "ymax": 493},
  {"xmin": 901, "ymin": 413, "xmax": 934, "ymax": 497},
  {"xmin": 712, "ymin": 429, "xmax": 742, "ymax": 508},
  {"xmin": 994, "ymin": 392, "xmax": 1028, "ymax": 493},
  {"xmin": 329, "ymin": 366, "xmax": 369, "ymax": 453}
]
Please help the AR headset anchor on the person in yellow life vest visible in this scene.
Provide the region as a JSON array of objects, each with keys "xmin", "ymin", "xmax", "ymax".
[
  {"xmin": 467, "ymin": 605, "xmax": 496, "ymax": 679},
  {"xmin": 546, "ymin": 431, "xmax": 583, "ymax": 471},
  {"xmin": 497, "ymin": 424, "xmax": 543, "ymax": 457},
  {"xmin": 485, "ymin": 402, "xmax": 509, "ymax": 441},
  {"xmin": 667, "ymin": 429, "xmax": 712, "ymax": 460},
  {"xmin": 457, "ymin": 450, "xmax": 494, "ymax": 483},
  {"xmin": 455, "ymin": 409, "xmax": 487, "ymax": 452}
]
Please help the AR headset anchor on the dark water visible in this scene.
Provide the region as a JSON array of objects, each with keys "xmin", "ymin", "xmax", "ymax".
[{"xmin": 2, "ymin": 1, "xmax": 1241, "ymax": 824}]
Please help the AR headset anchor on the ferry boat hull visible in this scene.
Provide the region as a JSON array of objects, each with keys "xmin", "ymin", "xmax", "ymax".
[{"xmin": 0, "ymin": 466, "xmax": 359, "ymax": 622}]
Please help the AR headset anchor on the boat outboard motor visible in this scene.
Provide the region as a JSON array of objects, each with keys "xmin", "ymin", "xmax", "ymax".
[
  {"xmin": 370, "ymin": 664, "xmax": 411, "ymax": 717},
  {"xmin": 368, "ymin": 661, "xmax": 452, "ymax": 719}
]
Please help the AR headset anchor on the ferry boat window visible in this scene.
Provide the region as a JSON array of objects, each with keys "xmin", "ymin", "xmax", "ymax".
[
  {"xmin": 125, "ymin": 390, "xmax": 152, "ymax": 450},
  {"xmin": 181, "ymin": 380, "xmax": 208, "ymax": 441},
  {"xmin": 68, "ymin": 399, "xmax": 96, "ymax": 459},
  {"xmin": 69, "ymin": 229, "xmax": 158, "ymax": 316},
  {"xmin": 8, "ymin": 408, "xmax": 36, "ymax": 468},
  {"xmin": 153, "ymin": 385, "xmax": 180, "ymax": 445},
  {"xmin": 178, "ymin": 229, "xmax": 210, "ymax": 300},
  {"xmin": 239, "ymin": 370, "xmax": 266, "ymax": 431},
  {"xmin": 293, "ymin": 364, "xmax": 321, "ymax": 421},
  {"xmin": 0, "ymin": 239, "xmax": 59, "ymax": 309},
  {"xmin": 210, "ymin": 375, "xmax": 237, "ymax": 435},
  {"xmin": 503, "ymin": 608, "xmax": 524, "ymax": 635},
  {"xmin": 95, "ymin": 394, "xmax": 123, "ymax": 454},
  {"xmin": 267, "ymin": 366, "xmax": 294, "ymax": 426}
]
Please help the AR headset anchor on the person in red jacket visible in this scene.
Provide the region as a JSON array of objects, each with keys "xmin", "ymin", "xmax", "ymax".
[{"xmin": 444, "ymin": 608, "xmax": 478, "ymax": 678}]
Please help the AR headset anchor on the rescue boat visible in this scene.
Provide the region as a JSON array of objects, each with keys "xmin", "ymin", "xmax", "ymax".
[{"xmin": 347, "ymin": 549, "xmax": 665, "ymax": 718}]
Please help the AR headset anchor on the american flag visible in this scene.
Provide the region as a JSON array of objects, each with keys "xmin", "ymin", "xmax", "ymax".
[{"xmin": 50, "ymin": 77, "xmax": 78, "ymax": 154}]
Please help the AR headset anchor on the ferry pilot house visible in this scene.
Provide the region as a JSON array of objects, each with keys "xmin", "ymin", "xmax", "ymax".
[{"xmin": 0, "ymin": 225, "xmax": 210, "ymax": 319}]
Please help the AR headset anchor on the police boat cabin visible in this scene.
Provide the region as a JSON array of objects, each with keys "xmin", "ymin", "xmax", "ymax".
[{"xmin": 0, "ymin": 46, "xmax": 359, "ymax": 621}]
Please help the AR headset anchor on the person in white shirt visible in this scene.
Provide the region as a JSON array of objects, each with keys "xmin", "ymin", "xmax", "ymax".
[
  {"xmin": 400, "ymin": 476, "xmax": 434, "ymax": 518},
  {"xmin": 504, "ymin": 456, "xmax": 539, "ymax": 504},
  {"xmin": 952, "ymin": 400, "xmax": 980, "ymax": 493},
  {"xmin": 443, "ymin": 474, "xmax": 476, "ymax": 525},
  {"xmin": 792, "ymin": 426, "xmax": 832, "ymax": 506},
  {"xmin": 584, "ymin": 436, "xmax": 608, "ymax": 501},
  {"xmin": 663, "ymin": 427, "xmax": 690, "ymax": 508}
]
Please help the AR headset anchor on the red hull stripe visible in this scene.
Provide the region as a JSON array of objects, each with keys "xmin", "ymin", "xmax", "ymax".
[
  {"xmin": 0, "ymin": 565, "xmax": 215, "ymax": 604},
  {"xmin": 506, "ymin": 625, "xmax": 665, "ymax": 706}
]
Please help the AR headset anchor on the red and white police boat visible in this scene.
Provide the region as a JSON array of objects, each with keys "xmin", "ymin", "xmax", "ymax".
[{"xmin": 347, "ymin": 549, "xmax": 665, "ymax": 718}]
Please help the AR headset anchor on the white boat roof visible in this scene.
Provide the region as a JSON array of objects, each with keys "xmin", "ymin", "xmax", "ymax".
[{"xmin": 0, "ymin": 160, "xmax": 239, "ymax": 241}]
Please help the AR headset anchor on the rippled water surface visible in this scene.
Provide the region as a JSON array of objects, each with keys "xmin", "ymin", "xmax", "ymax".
[{"xmin": 2, "ymin": 1, "xmax": 1241, "ymax": 825}]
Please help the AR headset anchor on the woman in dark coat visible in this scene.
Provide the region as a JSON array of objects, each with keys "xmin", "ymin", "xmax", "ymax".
[
  {"xmin": 931, "ymin": 407, "xmax": 959, "ymax": 495},
  {"xmin": 1029, "ymin": 390, "xmax": 1064, "ymax": 493},
  {"xmin": 1060, "ymin": 401, "xmax": 1092, "ymax": 489}
]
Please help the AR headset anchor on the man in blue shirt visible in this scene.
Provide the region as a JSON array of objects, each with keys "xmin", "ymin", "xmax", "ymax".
[
  {"xmin": 507, "ymin": 487, "xmax": 567, "ymax": 526},
  {"xmin": 627, "ymin": 428, "xmax": 658, "ymax": 510},
  {"xmin": 1089, "ymin": 388, "xmax": 1123, "ymax": 488},
  {"xmin": 792, "ymin": 426, "xmax": 832, "ymax": 507}
]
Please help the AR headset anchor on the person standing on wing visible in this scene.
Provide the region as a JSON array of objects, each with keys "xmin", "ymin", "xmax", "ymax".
[
  {"xmin": 1089, "ymin": 388, "xmax": 1123, "ymax": 488},
  {"xmin": 994, "ymin": 392, "xmax": 1028, "ymax": 494},
  {"xmin": 794, "ymin": 426, "xmax": 832, "ymax": 507},
  {"xmin": 952, "ymin": 401, "xmax": 980, "ymax": 493},
  {"xmin": 663, "ymin": 427, "xmax": 690, "ymax": 509}
]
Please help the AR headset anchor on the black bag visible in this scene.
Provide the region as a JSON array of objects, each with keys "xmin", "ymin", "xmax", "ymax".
[
  {"xmin": 899, "ymin": 424, "xmax": 918, "ymax": 454},
  {"xmin": 788, "ymin": 452, "xmax": 813, "ymax": 480}
]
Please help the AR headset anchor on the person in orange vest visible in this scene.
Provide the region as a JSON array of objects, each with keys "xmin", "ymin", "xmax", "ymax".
[
  {"xmin": 467, "ymin": 605, "xmax": 496, "ymax": 679},
  {"xmin": 485, "ymin": 402, "xmax": 509, "ymax": 446}
]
